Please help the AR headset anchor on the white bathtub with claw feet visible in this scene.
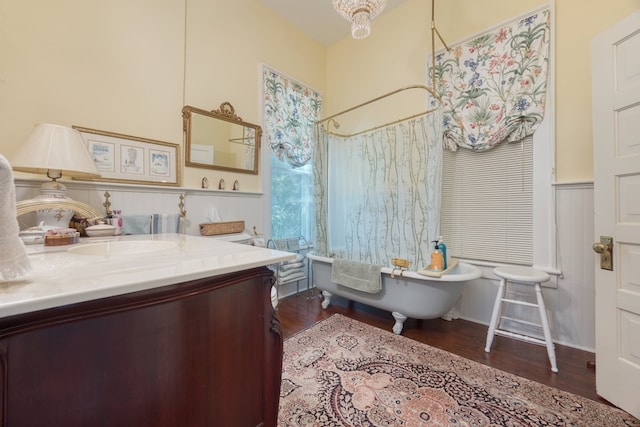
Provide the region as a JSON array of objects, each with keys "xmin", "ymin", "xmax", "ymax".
[{"xmin": 307, "ymin": 253, "xmax": 482, "ymax": 334}]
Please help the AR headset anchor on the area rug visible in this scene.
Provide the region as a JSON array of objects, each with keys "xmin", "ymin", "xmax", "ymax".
[{"xmin": 278, "ymin": 314, "xmax": 639, "ymax": 427}]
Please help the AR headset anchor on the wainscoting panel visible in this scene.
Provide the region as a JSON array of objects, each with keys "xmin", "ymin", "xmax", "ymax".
[
  {"xmin": 14, "ymin": 178, "xmax": 265, "ymax": 238},
  {"xmin": 14, "ymin": 179, "xmax": 596, "ymax": 351},
  {"xmin": 552, "ymin": 183, "xmax": 596, "ymax": 351},
  {"xmin": 456, "ymin": 183, "xmax": 596, "ymax": 351}
]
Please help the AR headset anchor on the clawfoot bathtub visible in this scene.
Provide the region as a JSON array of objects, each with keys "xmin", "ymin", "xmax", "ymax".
[{"xmin": 307, "ymin": 253, "xmax": 482, "ymax": 334}]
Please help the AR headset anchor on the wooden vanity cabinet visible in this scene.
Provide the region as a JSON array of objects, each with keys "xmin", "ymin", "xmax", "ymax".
[{"xmin": 0, "ymin": 266, "xmax": 282, "ymax": 427}]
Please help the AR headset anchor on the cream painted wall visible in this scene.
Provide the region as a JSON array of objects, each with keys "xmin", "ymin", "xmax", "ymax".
[
  {"xmin": 4, "ymin": 1, "xmax": 639, "ymax": 187},
  {"xmin": 0, "ymin": 0, "xmax": 185, "ymax": 164},
  {"xmin": 182, "ymin": 0, "xmax": 326, "ymax": 191},
  {"xmin": 326, "ymin": 0, "xmax": 640, "ymax": 182},
  {"xmin": 552, "ymin": 0, "xmax": 640, "ymax": 181},
  {"xmin": 0, "ymin": 0, "xmax": 326, "ymax": 192}
]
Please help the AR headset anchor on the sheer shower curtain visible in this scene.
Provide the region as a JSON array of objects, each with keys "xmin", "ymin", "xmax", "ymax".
[{"xmin": 314, "ymin": 112, "xmax": 443, "ymax": 269}]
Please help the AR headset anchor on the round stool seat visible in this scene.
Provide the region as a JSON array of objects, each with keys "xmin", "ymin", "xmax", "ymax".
[{"xmin": 494, "ymin": 266, "xmax": 549, "ymax": 284}]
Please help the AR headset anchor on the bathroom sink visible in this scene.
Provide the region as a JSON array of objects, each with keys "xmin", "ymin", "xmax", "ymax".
[{"xmin": 67, "ymin": 240, "xmax": 177, "ymax": 256}]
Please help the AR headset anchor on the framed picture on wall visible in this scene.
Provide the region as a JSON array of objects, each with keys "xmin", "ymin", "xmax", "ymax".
[
  {"xmin": 88, "ymin": 139, "xmax": 115, "ymax": 173},
  {"xmin": 73, "ymin": 126, "xmax": 180, "ymax": 186}
]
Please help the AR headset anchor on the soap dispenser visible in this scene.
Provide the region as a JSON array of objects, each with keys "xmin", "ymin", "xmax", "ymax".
[
  {"xmin": 430, "ymin": 240, "xmax": 444, "ymax": 271},
  {"xmin": 437, "ymin": 236, "xmax": 447, "ymax": 270}
]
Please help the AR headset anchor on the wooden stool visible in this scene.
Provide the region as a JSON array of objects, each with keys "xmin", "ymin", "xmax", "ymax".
[{"xmin": 485, "ymin": 266, "xmax": 558, "ymax": 373}]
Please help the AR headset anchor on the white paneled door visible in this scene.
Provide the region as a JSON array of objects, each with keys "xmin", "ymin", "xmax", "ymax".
[{"xmin": 592, "ymin": 9, "xmax": 640, "ymax": 419}]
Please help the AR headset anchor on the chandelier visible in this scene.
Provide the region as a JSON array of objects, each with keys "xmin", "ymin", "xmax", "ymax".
[{"xmin": 332, "ymin": 0, "xmax": 388, "ymax": 39}]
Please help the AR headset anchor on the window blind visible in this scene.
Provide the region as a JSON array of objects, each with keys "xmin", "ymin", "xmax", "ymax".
[{"xmin": 441, "ymin": 136, "xmax": 533, "ymax": 265}]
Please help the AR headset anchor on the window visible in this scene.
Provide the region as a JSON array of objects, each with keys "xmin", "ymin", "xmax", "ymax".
[
  {"xmin": 441, "ymin": 137, "xmax": 533, "ymax": 265},
  {"xmin": 270, "ymin": 157, "xmax": 314, "ymax": 240},
  {"xmin": 440, "ymin": 113, "xmax": 555, "ymax": 271},
  {"xmin": 262, "ymin": 65, "xmax": 321, "ymax": 242},
  {"xmin": 432, "ymin": 4, "xmax": 556, "ymax": 271}
]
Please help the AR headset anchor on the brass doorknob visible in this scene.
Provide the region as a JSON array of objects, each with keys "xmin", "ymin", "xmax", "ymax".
[
  {"xmin": 593, "ymin": 236, "xmax": 613, "ymax": 271},
  {"xmin": 593, "ymin": 242, "xmax": 606, "ymax": 254}
]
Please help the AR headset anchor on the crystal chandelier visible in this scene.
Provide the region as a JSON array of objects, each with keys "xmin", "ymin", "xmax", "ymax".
[{"xmin": 332, "ymin": 0, "xmax": 388, "ymax": 39}]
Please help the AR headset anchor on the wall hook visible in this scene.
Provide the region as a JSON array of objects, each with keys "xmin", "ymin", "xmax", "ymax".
[
  {"xmin": 233, "ymin": 179, "xmax": 239, "ymax": 191},
  {"xmin": 103, "ymin": 191, "xmax": 112, "ymax": 216},
  {"xmin": 178, "ymin": 193, "xmax": 186, "ymax": 218},
  {"xmin": 219, "ymin": 178, "xmax": 225, "ymax": 190}
]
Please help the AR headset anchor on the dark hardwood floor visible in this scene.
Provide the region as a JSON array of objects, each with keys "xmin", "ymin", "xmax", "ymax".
[{"xmin": 277, "ymin": 291, "xmax": 612, "ymax": 407}]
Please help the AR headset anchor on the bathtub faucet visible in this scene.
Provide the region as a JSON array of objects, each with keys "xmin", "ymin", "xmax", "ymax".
[{"xmin": 390, "ymin": 257, "xmax": 410, "ymax": 278}]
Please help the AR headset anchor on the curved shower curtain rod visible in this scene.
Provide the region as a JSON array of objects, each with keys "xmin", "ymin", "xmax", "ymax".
[
  {"xmin": 315, "ymin": 0, "xmax": 449, "ymax": 138},
  {"xmin": 315, "ymin": 84, "xmax": 441, "ymax": 138}
]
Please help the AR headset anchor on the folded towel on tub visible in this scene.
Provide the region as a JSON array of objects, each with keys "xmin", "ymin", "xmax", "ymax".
[{"xmin": 331, "ymin": 258, "xmax": 382, "ymax": 294}]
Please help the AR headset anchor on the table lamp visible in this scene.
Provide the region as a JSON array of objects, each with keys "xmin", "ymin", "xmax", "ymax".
[{"xmin": 11, "ymin": 123, "xmax": 102, "ymax": 228}]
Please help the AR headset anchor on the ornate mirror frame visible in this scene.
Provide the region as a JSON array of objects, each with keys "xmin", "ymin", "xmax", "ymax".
[{"xmin": 182, "ymin": 102, "xmax": 262, "ymax": 175}]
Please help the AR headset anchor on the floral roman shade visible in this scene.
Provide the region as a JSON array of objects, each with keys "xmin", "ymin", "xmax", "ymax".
[
  {"xmin": 431, "ymin": 9, "xmax": 550, "ymax": 151},
  {"xmin": 263, "ymin": 66, "xmax": 322, "ymax": 167}
]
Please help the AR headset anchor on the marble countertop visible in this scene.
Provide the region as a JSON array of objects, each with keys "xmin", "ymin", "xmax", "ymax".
[{"xmin": 0, "ymin": 233, "xmax": 295, "ymax": 319}]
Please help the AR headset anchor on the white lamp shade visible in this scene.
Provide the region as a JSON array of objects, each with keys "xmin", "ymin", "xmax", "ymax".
[{"xmin": 11, "ymin": 123, "xmax": 100, "ymax": 179}]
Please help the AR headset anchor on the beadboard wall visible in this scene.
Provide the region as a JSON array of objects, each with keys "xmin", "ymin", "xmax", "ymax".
[
  {"xmin": 455, "ymin": 182, "xmax": 596, "ymax": 352},
  {"xmin": 14, "ymin": 179, "xmax": 596, "ymax": 351},
  {"xmin": 14, "ymin": 178, "xmax": 265, "ymax": 237}
]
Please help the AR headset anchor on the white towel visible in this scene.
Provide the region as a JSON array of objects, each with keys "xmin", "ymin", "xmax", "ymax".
[
  {"xmin": 206, "ymin": 208, "xmax": 223, "ymax": 222},
  {"xmin": 277, "ymin": 271, "xmax": 306, "ymax": 285},
  {"xmin": 282, "ymin": 253, "xmax": 304, "ymax": 263},
  {"xmin": 252, "ymin": 238, "xmax": 266, "ymax": 247},
  {"xmin": 0, "ymin": 155, "xmax": 31, "ymax": 280},
  {"xmin": 278, "ymin": 267, "xmax": 304, "ymax": 278},
  {"xmin": 331, "ymin": 258, "xmax": 382, "ymax": 294},
  {"xmin": 280, "ymin": 261, "xmax": 304, "ymax": 271}
]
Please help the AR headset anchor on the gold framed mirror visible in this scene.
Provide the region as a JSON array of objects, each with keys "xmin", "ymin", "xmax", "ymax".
[{"xmin": 183, "ymin": 103, "xmax": 261, "ymax": 175}]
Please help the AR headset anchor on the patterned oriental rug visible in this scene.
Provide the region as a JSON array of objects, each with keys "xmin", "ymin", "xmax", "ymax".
[{"xmin": 278, "ymin": 314, "xmax": 639, "ymax": 427}]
